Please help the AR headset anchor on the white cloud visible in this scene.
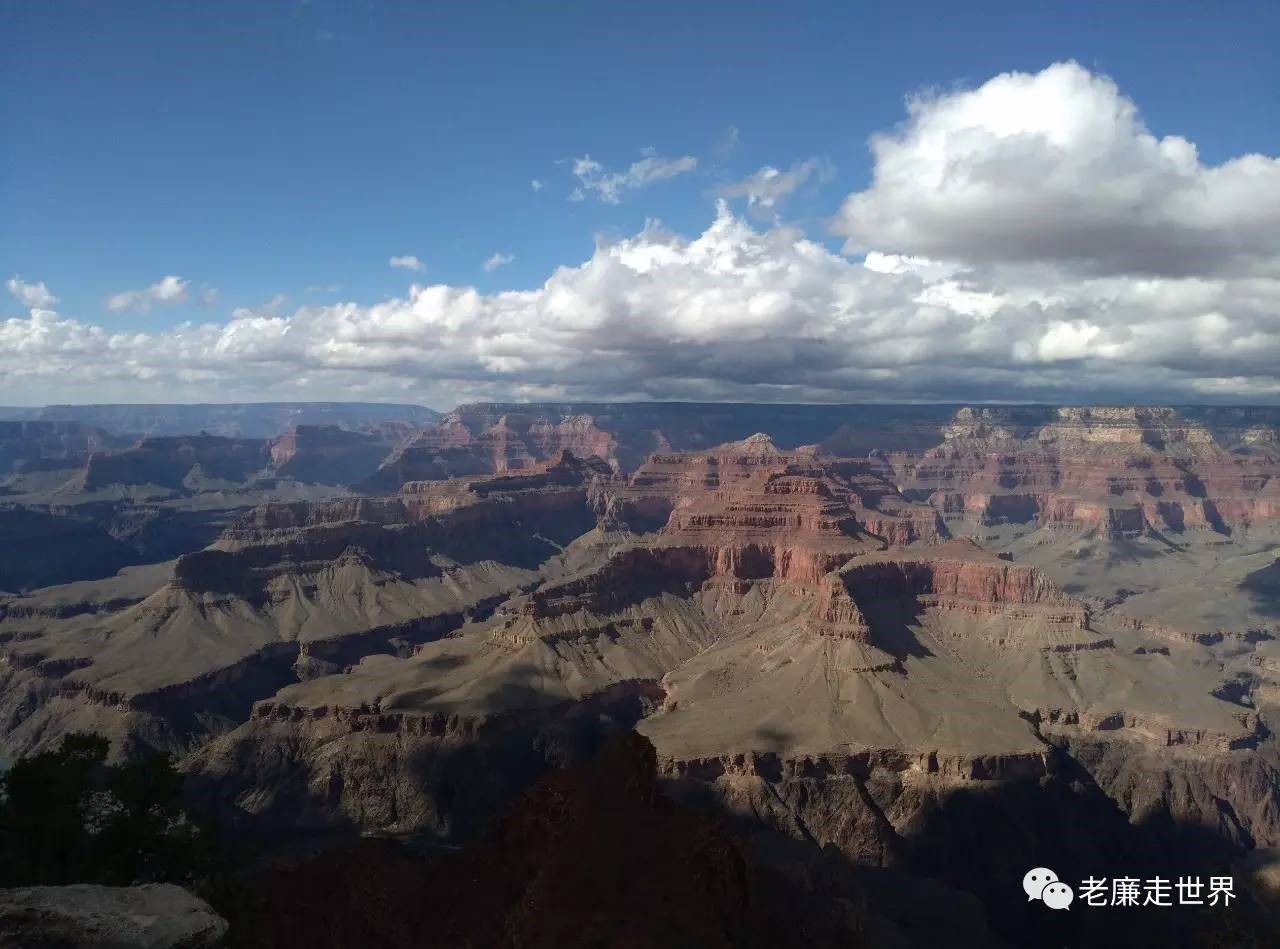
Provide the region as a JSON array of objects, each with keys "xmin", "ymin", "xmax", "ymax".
[
  {"xmin": 483, "ymin": 252, "xmax": 514, "ymax": 272},
  {"xmin": 389, "ymin": 255, "xmax": 425, "ymax": 272},
  {"xmin": 862, "ymin": 252, "xmax": 962, "ymax": 283},
  {"xmin": 570, "ymin": 151, "xmax": 698, "ymax": 204},
  {"xmin": 834, "ymin": 61, "xmax": 1280, "ymax": 278},
  {"xmin": 4, "ymin": 200, "xmax": 1278, "ymax": 406},
  {"xmin": 6, "ymin": 63, "xmax": 1277, "ymax": 407},
  {"xmin": 718, "ymin": 158, "xmax": 834, "ymax": 215},
  {"xmin": 1034, "ymin": 320, "xmax": 1102, "ymax": 361},
  {"xmin": 306, "ymin": 283, "xmax": 341, "ymax": 294},
  {"xmin": 6, "ymin": 276, "xmax": 59, "ymax": 309},
  {"xmin": 531, "ymin": 179, "xmax": 545, "ymax": 192},
  {"xmin": 105, "ymin": 275, "xmax": 189, "ymax": 312}
]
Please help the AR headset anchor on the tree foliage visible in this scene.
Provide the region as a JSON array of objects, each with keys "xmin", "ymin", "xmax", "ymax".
[{"xmin": 0, "ymin": 732, "xmax": 213, "ymax": 887}]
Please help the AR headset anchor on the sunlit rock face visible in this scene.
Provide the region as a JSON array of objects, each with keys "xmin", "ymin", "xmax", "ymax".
[{"xmin": 881, "ymin": 406, "xmax": 1280, "ymax": 538}]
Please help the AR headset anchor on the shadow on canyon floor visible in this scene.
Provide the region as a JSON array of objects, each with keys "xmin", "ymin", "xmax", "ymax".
[
  {"xmin": 893, "ymin": 747, "xmax": 1272, "ymax": 948},
  {"xmin": 203, "ymin": 732, "xmax": 885, "ymax": 949},
  {"xmin": 193, "ymin": 729, "xmax": 1278, "ymax": 948},
  {"xmin": 1242, "ymin": 559, "xmax": 1280, "ymax": 619}
]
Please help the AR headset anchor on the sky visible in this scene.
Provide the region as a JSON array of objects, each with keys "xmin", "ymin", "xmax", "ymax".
[{"xmin": 2, "ymin": 0, "xmax": 1279, "ymax": 409}]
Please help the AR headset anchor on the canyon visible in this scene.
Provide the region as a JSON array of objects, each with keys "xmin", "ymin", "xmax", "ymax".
[{"xmin": 2, "ymin": 401, "xmax": 1279, "ymax": 945}]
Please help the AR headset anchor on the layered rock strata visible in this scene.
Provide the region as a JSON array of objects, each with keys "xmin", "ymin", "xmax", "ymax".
[
  {"xmin": 0, "ymin": 453, "xmax": 613, "ymax": 760},
  {"xmin": 883, "ymin": 406, "xmax": 1280, "ymax": 537}
]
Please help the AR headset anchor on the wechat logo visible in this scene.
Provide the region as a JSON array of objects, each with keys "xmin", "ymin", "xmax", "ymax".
[{"xmin": 1024, "ymin": 867, "xmax": 1074, "ymax": 910}]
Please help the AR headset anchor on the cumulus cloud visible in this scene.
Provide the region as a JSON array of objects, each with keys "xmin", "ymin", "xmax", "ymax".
[
  {"xmin": 531, "ymin": 179, "xmax": 544, "ymax": 192},
  {"xmin": 4, "ymin": 199, "xmax": 1279, "ymax": 406},
  {"xmin": 719, "ymin": 158, "xmax": 835, "ymax": 216},
  {"xmin": 390, "ymin": 255, "xmax": 425, "ymax": 271},
  {"xmin": 483, "ymin": 252, "xmax": 514, "ymax": 272},
  {"xmin": 105, "ymin": 275, "xmax": 189, "ymax": 312},
  {"xmin": 834, "ymin": 61, "xmax": 1280, "ymax": 278},
  {"xmin": 6, "ymin": 276, "xmax": 59, "ymax": 309},
  {"xmin": 570, "ymin": 149, "xmax": 698, "ymax": 204},
  {"xmin": 6, "ymin": 63, "xmax": 1278, "ymax": 407}
]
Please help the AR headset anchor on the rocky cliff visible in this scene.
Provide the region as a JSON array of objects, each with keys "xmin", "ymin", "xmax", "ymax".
[
  {"xmin": 884, "ymin": 405, "xmax": 1280, "ymax": 538},
  {"xmin": 265, "ymin": 423, "xmax": 406, "ymax": 485}
]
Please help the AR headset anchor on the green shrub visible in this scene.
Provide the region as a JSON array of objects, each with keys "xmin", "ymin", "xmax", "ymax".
[{"xmin": 0, "ymin": 733, "xmax": 214, "ymax": 887}]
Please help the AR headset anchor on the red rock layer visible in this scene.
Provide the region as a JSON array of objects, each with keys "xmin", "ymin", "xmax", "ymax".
[
  {"xmin": 265, "ymin": 424, "xmax": 404, "ymax": 484},
  {"xmin": 603, "ymin": 436, "xmax": 938, "ymax": 546},
  {"xmin": 369, "ymin": 411, "xmax": 621, "ymax": 487},
  {"xmin": 512, "ymin": 437, "xmax": 961, "ymax": 626},
  {"xmin": 885, "ymin": 406, "xmax": 1280, "ymax": 536},
  {"xmin": 808, "ymin": 542, "xmax": 1085, "ymax": 642}
]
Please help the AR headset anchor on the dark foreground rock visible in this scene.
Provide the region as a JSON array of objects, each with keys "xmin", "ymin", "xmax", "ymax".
[
  {"xmin": 0, "ymin": 883, "xmax": 227, "ymax": 948},
  {"xmin": 208, "ymin": 732, "xmax": 996, "ymax": 948}
]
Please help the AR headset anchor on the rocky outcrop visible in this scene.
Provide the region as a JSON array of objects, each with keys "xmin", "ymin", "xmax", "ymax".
[
  {"xmin": 807, "ymin": 543, "xmax": 1089, "ymax": 643},
  {"xmin": 265, "ymin": 424, "xmax": 402, "ymax": 484},
  {"xmin": 185, "ymin": 680, "xmax": 666, "ymax": 839},
  {"xmin": 1056, "ymin": 736, "xmax": 1280, "ymax": 850},
  {"xmin": 74, "ymin": 435, "xmax": 270, "ymax": 491},
  {"xmin": 885, "ymin": 405, "xmax": 1280, "ymax": 537},
  {"xmin": 366, "ymin": 411, "xmax": 620, "ymax": 487},
  {"xmin": 210, "ymin": 733, "xmax": 1001, "ymax": 948},
  {"xmin": 364, "ymin": 402, "xmax": 962, "ymax": 489},
  {"xmin": 595, "ymin": 436, "xmax": 939, "ymax": 582},
  {"xmin": 0, "ymin": 883, "xmax": 227, "ymax": 948}
]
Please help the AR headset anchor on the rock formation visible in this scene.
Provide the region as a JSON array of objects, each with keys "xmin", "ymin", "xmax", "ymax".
[
  {"xmin": 364, "ymin": 402, "xmax": 958, "ymax": 489},
  {"xmin": 0, "ymin": 452, "xmax": 615, "ymax": 761},
  {"xmin": 881, "ymin": 405, "xmax": 1280, "ymax": 538},
  {"xmin": 210, "ymin": 731, "xmax": 1006, "ymax": 948},
  {"xmin": 0, "ymin": 883, "xmax": 227, "ymax": 948},
  {"xmin": 265, "ymin": 423, "xmax": 406, "ymax": 485},
  {"xmin": 179, "ymin": 434, "xmax": 1280, "ymax": 886},
  {"xmin": 2, "ymin": 403, "xmax": 1279, "ymax": 947}
]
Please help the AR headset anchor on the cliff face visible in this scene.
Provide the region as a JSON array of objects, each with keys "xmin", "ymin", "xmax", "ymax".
[
  {"xmin": 885, "ymin": 405, "xmax": 1280, "ymax": 537},
  {"xmin": 265, "ymin": 424, "xmax": 405, "ymax": 485},
  {"xmin": 76, "ymin": 435, "xmax": 271, "ymax": 491},
  {"xmin": 594, "ymin": 434, "xmax": 940, "ymax": 577},
  {"xmin": 367, "ymin": 411, "xmax": 623, "ymax": 488},
  {"xmin": 211, "ymin": 733, "xmax": 1009, "ymax": 949},
  {"xmin": 364, "ymin": 403, "xmax": 962, "ymax": 489}
]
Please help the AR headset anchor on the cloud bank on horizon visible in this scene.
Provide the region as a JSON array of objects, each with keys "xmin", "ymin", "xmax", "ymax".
[{"xmin": 3, "ymin": 62, "xmax": 1279, "ymax": 407}]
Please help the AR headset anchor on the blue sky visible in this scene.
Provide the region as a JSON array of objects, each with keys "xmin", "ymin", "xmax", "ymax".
[{"xmin": 2, "ymin": 1, "xmax": 1279, "ymax": 406}]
